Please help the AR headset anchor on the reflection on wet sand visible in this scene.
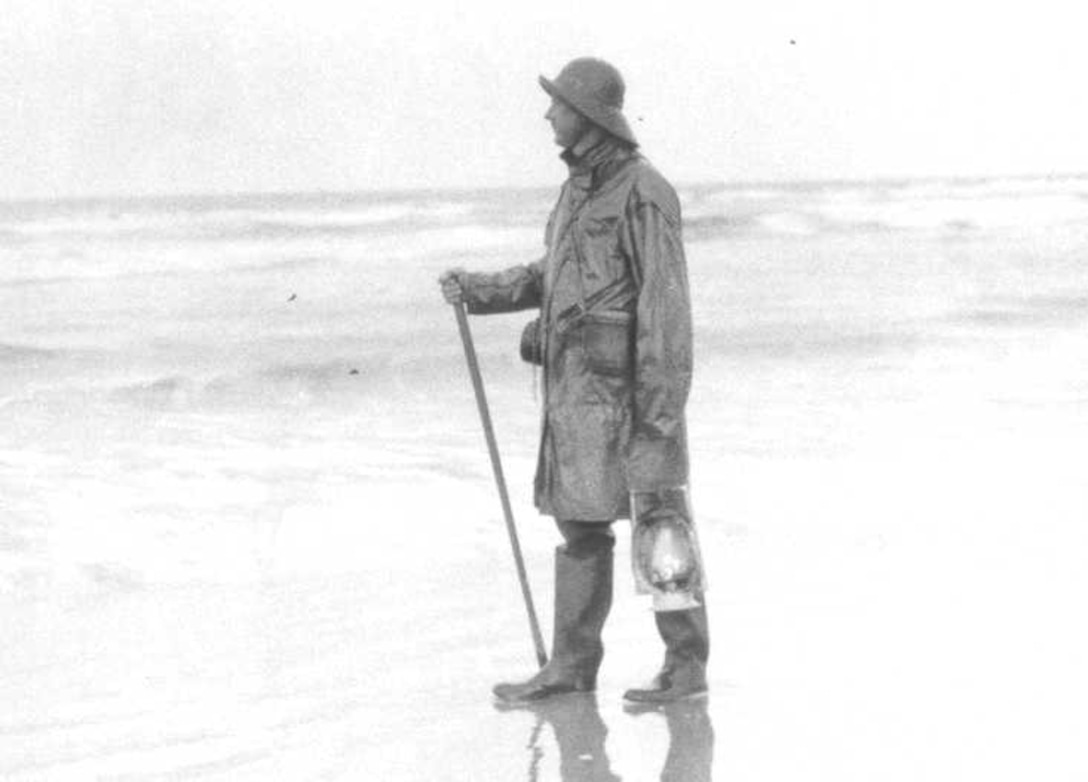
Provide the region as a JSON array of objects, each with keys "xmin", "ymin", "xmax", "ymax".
[
  {"xmin": 627, "ymin": 698, "xmax": 716, "ymax": 782},
  {"xmin": 496, "ymin": 693, "xmax": 713, "ymax": 781}
]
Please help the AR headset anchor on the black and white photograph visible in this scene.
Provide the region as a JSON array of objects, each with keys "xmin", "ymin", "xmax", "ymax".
[{"xmin": 3, "ymin": 0, "xmax": 1087, "ymax": 779}]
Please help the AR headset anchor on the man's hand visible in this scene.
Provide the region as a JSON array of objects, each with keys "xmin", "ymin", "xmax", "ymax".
[{"xmin": 439, "ymin": 268, "xmax": 467, "ymax": 305}]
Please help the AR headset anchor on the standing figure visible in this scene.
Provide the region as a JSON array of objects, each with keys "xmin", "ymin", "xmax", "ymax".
[{"xmin": 440, "ymin": 57, "xmax": 709, "ymax": 704}]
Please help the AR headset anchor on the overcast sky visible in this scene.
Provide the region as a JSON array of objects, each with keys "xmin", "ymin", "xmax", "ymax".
[{"xmin": 3, "ymin": 0, "xmax": 1085, "ymax": 199}]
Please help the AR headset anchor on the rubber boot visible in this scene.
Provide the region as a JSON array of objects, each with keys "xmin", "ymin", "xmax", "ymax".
[
  {"xmin": 493, "ymin": 535, "xmax": 614, "ymax": 703},
  {"xmin": 623, "ymin": 596, "xmax": 709, "ymax": 704}
]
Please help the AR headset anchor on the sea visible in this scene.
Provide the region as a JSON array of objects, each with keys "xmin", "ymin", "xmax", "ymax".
[{"xmin": 3, "ymin": 176, "xmax": 1088, "ymax": 780}]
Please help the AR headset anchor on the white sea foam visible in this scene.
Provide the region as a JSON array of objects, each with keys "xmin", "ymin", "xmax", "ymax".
[{"xmin": 679, "ymin": 174, "xmax": 1088, "ymax": 238}]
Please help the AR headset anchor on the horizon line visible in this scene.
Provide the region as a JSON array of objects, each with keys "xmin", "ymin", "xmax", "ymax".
[{"xmin": 3, "ymin": 169, "xmax": 1086, "ymax": 208}]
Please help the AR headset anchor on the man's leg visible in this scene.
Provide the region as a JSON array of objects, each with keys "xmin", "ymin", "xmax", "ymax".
[
  {"xmin": 624, "ymin": 594, "xmax": 709, "ymax": 703},
  {"xmin": 493, "ymin": 520, "xmax": 614, "ymax": 702}
]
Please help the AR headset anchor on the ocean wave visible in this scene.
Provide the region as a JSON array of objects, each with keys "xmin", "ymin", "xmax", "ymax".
[
  {"xmin": 4, "ymin": 176, "xmax": 1086, "ymax": 253},
  {"xmin": 106, "ymin": 353, "xmax": 469, "ymax": 412},
  {"xmin": 952, "ymin": 294, "xmax": 1088, "ymax": 330},
  {"xmin": 682, "ymin": 177, "xmax": 1088, "ymax": 240},
  {"xmin": 0, "ymin": 194, "xmax": 503, "ymax": 246},
  {"xmin": 700, "ymin": 322, "xmax": 925, "ymax": 360},
  {"xmin": 0, "ymin": 343, "xmax": 61, "ymax": 366},
  {"xmin": 825, "ymin": 193, "xmax": 1088, "ymax": 233},
  {"xmin": 108, "ymin": 365, "xmax": 368, "ymax": 411}
]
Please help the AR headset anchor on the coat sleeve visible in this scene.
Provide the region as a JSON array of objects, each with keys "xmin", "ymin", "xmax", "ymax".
[
  {"xmin": 461, "ymin": 198, "xmax": 555, "ymax": 315},
  {"xmin": 462, "ymin": 260, "xmax": 544, "ymax": 314},
  {"xmin": 624, "ymin": 195, "xmax": 692, "ymax": 492}
]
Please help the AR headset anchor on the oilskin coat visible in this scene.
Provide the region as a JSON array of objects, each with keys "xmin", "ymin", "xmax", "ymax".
[{"xmin": 464, "ymin": 138, "xmax": 692, "ymax": 521}]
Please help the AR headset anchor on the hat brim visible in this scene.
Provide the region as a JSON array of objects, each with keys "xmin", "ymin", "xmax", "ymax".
[{"xmin": 539, "ymin": 75, "xmax": 638, "ymax": 147}]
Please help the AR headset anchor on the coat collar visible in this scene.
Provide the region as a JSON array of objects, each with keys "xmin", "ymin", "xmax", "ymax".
[{"xmin": 561, "ymin": 137, "xmax": 634, "ymax": 193}]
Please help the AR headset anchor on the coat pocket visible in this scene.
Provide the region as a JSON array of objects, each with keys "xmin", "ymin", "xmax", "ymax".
[{"xmin": 581, "ymin": 310, "xmax": 633, "ymax": 378}]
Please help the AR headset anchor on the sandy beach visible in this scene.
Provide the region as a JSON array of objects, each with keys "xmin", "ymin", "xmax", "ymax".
[
  {"xmin": 6, "ymin": 439, "xmax": 1088, "ymax": 780},
  {"xmin": 4, "ymin": 183, "xmax": 1088, "ymax": 779}
]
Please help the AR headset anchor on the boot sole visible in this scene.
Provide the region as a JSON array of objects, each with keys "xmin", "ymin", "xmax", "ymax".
[
  {"xmin": 622, "ymin": 687, "xmax": 708, "ymax": 706},
  {"xmin": 492, "ymin": 681, "xmax": 596, "ymax": 704},
  {"xmin": 492, "ymin": 688, "xmax": 597, "ymax": 711}
]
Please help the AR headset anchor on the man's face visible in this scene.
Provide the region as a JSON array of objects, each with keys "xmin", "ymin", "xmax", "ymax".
[{"xmin": 545, "ymin": 97, "xmax": 589, "ymax": 149}]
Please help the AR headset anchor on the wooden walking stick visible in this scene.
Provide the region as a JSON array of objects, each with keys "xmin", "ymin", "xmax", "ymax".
[{"xmin": 453, "ymin": 301, "xmax": 548, "ymax": 668}]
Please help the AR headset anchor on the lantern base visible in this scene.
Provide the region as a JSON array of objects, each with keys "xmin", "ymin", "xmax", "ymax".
[{"xmin": 651, "ymin": 589, "xmax": 702, "ymax": 612}]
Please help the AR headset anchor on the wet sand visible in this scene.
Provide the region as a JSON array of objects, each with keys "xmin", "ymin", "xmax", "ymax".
[
  {"xmin": 4, "ymin": 202, "xmax": 1088, "ymax": 779},
  {"xmin": 5, "ymin": 434, "xmax": 1088, "ymax": 780}
]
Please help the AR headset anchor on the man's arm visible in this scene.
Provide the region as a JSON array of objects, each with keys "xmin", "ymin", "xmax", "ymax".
[
  {"xmin": 439, "ymin": 260, "xmax": 544, "ymax": 314},
  {"xmin": 463, "ymin": 261, "xmax": 545, "ymax": 314},
  {"xmin": 625, "ymin": 196, "xmax": 692, "ymax": 492}
]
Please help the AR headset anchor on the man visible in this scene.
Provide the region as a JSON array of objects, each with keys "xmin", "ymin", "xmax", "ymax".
[{"xmin": 439, "ymin": 57, "xmax": 708, "ymax": 704}]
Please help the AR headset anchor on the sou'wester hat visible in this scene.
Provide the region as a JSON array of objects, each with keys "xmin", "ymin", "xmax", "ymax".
[{"xmin": 539, "ymin": 57, "xmax": 638, "ymax": 147}]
